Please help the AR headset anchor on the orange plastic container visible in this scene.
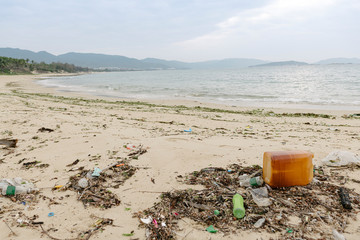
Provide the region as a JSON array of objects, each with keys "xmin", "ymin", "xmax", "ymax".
[{"xmin": 263, "ymin": 151, "xmax": 314, "ymax": 188}]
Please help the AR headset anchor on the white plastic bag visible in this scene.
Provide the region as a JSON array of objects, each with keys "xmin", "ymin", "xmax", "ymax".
[{"xmin": 321, "ymin": 151, "xmax": 360, "ymax": 166}]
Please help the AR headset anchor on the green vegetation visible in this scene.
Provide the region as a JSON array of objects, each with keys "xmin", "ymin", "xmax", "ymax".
[{"xmin": 0, "ymin": 56, "xmax": 91, "ymax": 74}]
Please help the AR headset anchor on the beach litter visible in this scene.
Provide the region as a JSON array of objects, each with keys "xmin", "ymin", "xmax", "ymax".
[
  {"xmin": 0, "ymin": 138, "xmax": 18, "ymax": 148},
  {"xmin": 321, "ymin": 150, "xmax": 360, "ymax": 166},
  {"xmin": 127, "ymin": 144, "xmax": 147, "ymax": 159},
  {"xmin": 0, "ymin": 177, "xmax": 38, "ymax": 196},
  {"xmin": 135, "ymin": 163, "xmax": 360, "ymax": 239},
  {"xmin": 37, "ymin": 127, "xmax": 54, "ymax": 133},
  {"xmin": 66, "ymin": 160, "xmax": 138, "ymax": 208}
]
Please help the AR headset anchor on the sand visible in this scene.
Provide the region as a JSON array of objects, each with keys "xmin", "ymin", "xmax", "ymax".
[{"xmin": 0, "ymin": 73, "xmax": 359, "ymax": 240}]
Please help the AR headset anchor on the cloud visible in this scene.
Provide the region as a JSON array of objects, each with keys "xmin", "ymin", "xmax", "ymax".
[{"xmin": 174, "ymin": 0, "xmax": 338, "ymax": 49}]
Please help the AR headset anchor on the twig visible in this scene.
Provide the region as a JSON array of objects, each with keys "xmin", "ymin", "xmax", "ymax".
[
  {"xmin": 212, "ymin": 181, "xmax": 236, "ymax": 194},
  {"xmin": 3, "ymin": 219, "xmax": 16, "ymax": 236},
  {"xmin": 137, "ymin": 190, "xmax": 164, "ymax": 193},
  {"xmin": 182, "ymin": 229, "xmax": 193, "ymax": 239},
  {"xmin": 78, "ymin": 186, "xmax": 92, "ymax": 200},
  {"xmin": 250, "ymin": 169, "xmax": 262, "ymax": 178},
  {"xmin": 183, "ymin": 200, "xmax": 212, "ymax": 211},
  {"xmin": 40, "ymin": 224, "xmax": 78, "ymax": 240},
  {"xmin": 101, "ymin": 161, "xmax": 121, "ymax": 172}
]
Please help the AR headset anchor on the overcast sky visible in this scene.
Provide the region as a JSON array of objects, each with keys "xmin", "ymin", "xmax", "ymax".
[{"xmin": 1, "ymin": 0, "xmax": 359, "ymax": 62}]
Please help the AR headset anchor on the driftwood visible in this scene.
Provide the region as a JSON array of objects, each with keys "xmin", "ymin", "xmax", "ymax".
[
  {"xmin": 38, "ymin": 127, "xmax": 54, "ymax": 133},
  {"xmin": 0, "ymin": 138, "xmax": 18, "ymax": 148},
  {"xmin": 66, "ymin": 159, "xmax": 80, "ymax": 167}
]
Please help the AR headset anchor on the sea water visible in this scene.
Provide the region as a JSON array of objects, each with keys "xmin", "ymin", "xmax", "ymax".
[{"xmin": 37, "ymin": 64, "xmax": 360, "ymax": 110}]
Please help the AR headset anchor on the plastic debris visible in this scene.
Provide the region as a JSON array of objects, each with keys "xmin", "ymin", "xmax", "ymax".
[
  {"xmin": 206, "ymin": 225, "xmax": 218, "ymax": 233},
  {"xmin": 0, "ymin": 138, "xmax": 18, "ymax": 148},
  {"xmin": 135, "ymin": 164, "xmax": 360, "ymax": 240},
  {"xmin": 321, "ymin": 151, "xmax": 360, "ymax": 166},
  {"xmin": 125, "ymin": 144, "xmax": 136, "ymax": 150},
  {"xmin": 91, "ymin": 167, "xmax": 102, "ymax": 177},
  {"xmin": 338, "ymin": 187, "xmax": 352, "ymax": 209},
  {"xmin": 249, "ymin": 187, "xmax": 272, "ymax": 207},
  {"xmin": 239, "ymin": 175, "xmax": 263, "ymax": 187},
  {"xmin": 48, "ymin": 212, "xmax": 55, "ymax": 217},
  {"xmin": 0, "ymin": 177, "xmax": 37, "ymax": 195},
  {"xmin": 214, "ymin": 210, "xmax": 220, "ymax": 216},
  {"xmin": 153, "ymin": 219, "xmax": 158, "ymax": 228},
  {"xmin": 232, "ymin": 193, "xmax": 245, "ymax": 218},
  {"xmin": 332, "ymin": 229, "xmax": 346, "ymax": 240},
  {"xmin": 141, "ymin": 216, "xmax": 153, "ymax": 225},
  {"xmin": 254, "ymin": 218, "xmax": 266, "ymax": 228},
  {"xmin": 78, "ymin": 178, "xmax": 89, "ymax": 188},
  {"xmin": 184, "ymin": 128, "xmax": 192, "ymax": 132}
]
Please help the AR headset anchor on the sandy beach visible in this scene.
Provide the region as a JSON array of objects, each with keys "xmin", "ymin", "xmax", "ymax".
[{"xmin": 0, "ymin": 73, "xmax": 359, "ymax": 240}]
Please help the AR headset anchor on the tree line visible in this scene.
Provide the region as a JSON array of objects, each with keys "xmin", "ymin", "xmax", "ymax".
[{"xmin": 0, "ymin": 56, "xmax": 92, "ymax": 74}]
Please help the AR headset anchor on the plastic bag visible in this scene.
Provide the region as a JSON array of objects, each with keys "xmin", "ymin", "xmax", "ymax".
[
  {"xmin": 249, "ymin": 187, "xmax": 272, "ymax": 207},
  {"xmin": 321, "ymin": 151, "xmax": 360, "ymax": 166}
]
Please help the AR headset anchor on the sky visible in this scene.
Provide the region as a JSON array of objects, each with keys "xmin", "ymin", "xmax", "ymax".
[{"xmin": 1, "ymin": 0, "xmax": 359, "ymax": 62}]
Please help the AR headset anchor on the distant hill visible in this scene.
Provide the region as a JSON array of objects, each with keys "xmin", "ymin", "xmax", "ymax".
[
  {"xmin": 141, "ymin": 58, "xmax": 191, "ymax": 69},
  {"xmin": 0, "ymin": 48, "xmax": 167, "ymax": 70},
  {"xmin": 142, "ymin": 58, "xmax": 268, "ymax": 69},
  {"xmin": 56, "ymin": 52, "xmax": 168, "ymax": 69},
  {"xmin": 190, "ymin": 58, "xmax": 268, "ymax": 69},
  {"xmin": 0, "ymin": 48, "xmax": 57, "ymax": 63},
  {"xmin": 0, "ymin": 48, "xmax": 268, "ymax": 70},
  {"xmin": 250, "ymin": 61, "xmax": 309, "ymax": 67},
  {"xmin": 315, "ymin": 58, "xmax": 360, "ymax": 64}
]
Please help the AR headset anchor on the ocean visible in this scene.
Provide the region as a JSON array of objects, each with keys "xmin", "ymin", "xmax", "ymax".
[{"xmin": 37, "ymin": 64, "xmax": 360, "ymax": 111}]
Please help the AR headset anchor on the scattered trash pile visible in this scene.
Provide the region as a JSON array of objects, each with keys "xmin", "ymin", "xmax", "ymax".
[
  {"xmin": 66, "ymin": 160, "xmax": 138, "ymax": 208},
  {"xmin": 135, "ymin": 163, "xmax": 360, "ymax": 239}
]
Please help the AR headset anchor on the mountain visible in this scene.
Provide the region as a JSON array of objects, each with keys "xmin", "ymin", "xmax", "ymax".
[
  {"xmin": 315, "ymin": 58, "xmax": 360, "ymax": 65},
  {"xmin": 250, "ymin": 61, "xmax": 308, "ymax": 67},
  {"xmin": 141, "ymin": 58, "xmax": 191, "ymax": 69},
  {"xmin": 142, "ymin": 58, "xmax": 268, "ymax": 69},
  {"xmin": 0, "ymin": 47, "xmax": 310, "ymax": 70},
  {"xmin": 0, "ymin": 48, "xmax": 57, "ymax": 63},
  {"xmin": 190, "ymin": 58, "xmax": 268, "ymax": 69},
  {"xmin": 0, "ymin": 48, "xmax": 167, "ymax": 70},
  {"xmin": 56, "ymin": 52, "xmax": 168, "ymax": 69}
]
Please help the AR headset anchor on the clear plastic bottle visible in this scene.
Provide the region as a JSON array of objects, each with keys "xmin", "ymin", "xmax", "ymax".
[
  {"xmin": 1, "ymin": 185, "xmax": 31, "ymax": 195},
  {"xmin": 239, "ymin": 175, "xmax": 263, "ymax": 187},
  {"xmin": 0, "ymin": 178, "xmax": 37, "ymax": 195},
  {"xmin": 263, "ymin": 151, "xmax": 314, "ymax": 188}
]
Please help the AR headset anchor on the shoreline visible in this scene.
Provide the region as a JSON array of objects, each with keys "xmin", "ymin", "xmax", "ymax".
[
  {"xmin": 9, "ymin": 73, "xmax": 360, "ymax": 115},
  {"xmin": 0, "ymin": 73, "xmax": 359, "ymax": 240}
]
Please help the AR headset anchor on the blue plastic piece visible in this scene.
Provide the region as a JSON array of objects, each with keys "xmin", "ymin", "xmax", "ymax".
[{"xmin": 92, "ymin": 167, "xmax": 102, "ymax": 177}]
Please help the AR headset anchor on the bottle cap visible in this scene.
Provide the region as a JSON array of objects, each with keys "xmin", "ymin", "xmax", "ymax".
[{"xmin": 6, "ymin": 186, "xmax": 16, "ymax": 196}]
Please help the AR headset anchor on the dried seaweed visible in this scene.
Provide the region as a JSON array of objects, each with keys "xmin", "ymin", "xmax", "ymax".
[
  {"xmin": 66, "ymin": 161, "xmax": 138, "ymax": 208},
  {"xmin": 136, "ymin": 164, "xmax": 360, "ymax": 240}
]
